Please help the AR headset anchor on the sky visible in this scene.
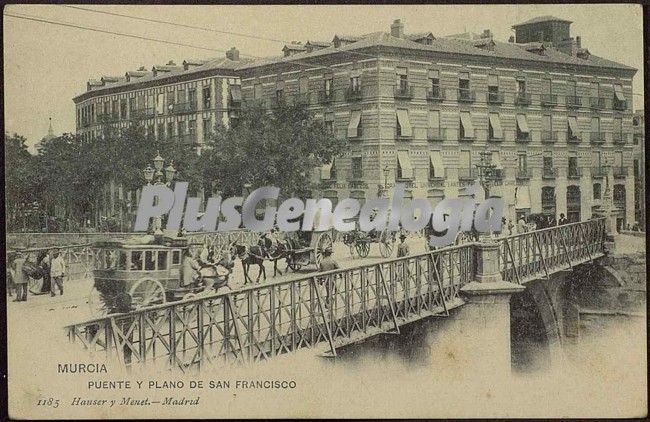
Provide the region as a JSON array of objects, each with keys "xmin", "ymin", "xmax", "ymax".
[{"xmin": 3, "ymin": 4, "xmax": 644, "ymax": 152}]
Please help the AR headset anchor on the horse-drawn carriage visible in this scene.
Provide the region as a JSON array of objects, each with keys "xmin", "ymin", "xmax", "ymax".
[
  {"xmin": 281, "ymin": 229, "xmax": 335, "ymax": 271},
  {"xmin": 341, "ymin": 218, "xmax": 396, "ymax": 258},
  {"xmin": 89, "ymin": 235, "xmax": 230, "ymax": 316}
]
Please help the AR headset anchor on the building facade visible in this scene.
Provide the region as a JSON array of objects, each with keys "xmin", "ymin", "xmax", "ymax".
[
  {"xmin": 74, "ymin": 16, "xmax": 639, "ymax": 228},
  {"xmin": 632, "ymin": 109, "xmax": 645, "ymax": 229}
]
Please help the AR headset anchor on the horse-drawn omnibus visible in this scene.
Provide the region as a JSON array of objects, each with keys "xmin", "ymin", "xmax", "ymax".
[{"xmin": 89, "ymin": 235, "xmax": 230, "ymax": 316}]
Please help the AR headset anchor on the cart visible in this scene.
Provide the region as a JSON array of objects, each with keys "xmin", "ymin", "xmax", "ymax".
[
  {"xmin": 283, "ymin": 229, "xmax": 335, "ymax": 272},
  {"xmin": 88, "ymin": 236, "xmax": 229, "ymax": 316},
  {"xmin": 341, "ymin": 219, "xmax": 396, "ymax": 258}
]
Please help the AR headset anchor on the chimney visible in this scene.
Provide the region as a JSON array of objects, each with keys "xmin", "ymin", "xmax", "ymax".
[
  {"xmin": 226, "ymin": 47, "xmax": 240, "ymax": 61},
  {"xmin": 508, "ymin": 35, "xmax": 515, "ymax": 43},
  {"xmin": 391, "ymin": 19, "xmax": 404, "ymax": 38},
  {"xmin": 576, "ymin": 36, "xmax": 581, "ymax": 49}
]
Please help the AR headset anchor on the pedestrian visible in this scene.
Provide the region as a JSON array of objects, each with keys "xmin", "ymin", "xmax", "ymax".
[
  {"xmin": 37, "ymin": 250, "xmax": 52, "ymax": 294},
  {"xmin": 198, "ymin": 243, "xmax": 210, "ymax": 267},
  {"xmin": 181, "ymin": 249, "xmax": 201, "ymax": 287},
  {"xmin": 50, "ymin": 251, "xmax": 66, "ymax": 296},
  {"xmin": 558, "ymin": 213, "xmax": 568, "ymax": 226},
  {"xmin": 517, "ymin": 216, "xmax": 527, "ymax": 233},
  {"xmin": 507, "ymin": 219, "xmax": 515, "ymax": 236},
  {"xmin": 12, "ymin": 251, "xmax": 28, "ymax": 302},
  {"xmin": 397, "ymin": 233, "xmax": 410, "ymax": 258},
  {"xmin": 318, "ymin": 248, "xmax": 339, "ymax": 306},
  {"xmin": 632, "ymin": 221, "xmax": 640, "ymax": 231},
  {"xmin": 7, "ymin": 253, "xmax": 16, "ymax": 297}
]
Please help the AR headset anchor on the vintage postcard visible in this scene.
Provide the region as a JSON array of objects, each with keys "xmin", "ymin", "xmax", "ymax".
[{"xmin": 3, "ymin": 3, "xmax": 647, "ymax": 419}]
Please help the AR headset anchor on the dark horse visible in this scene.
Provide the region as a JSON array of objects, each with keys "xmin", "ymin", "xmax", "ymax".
[{"xmin": 230, "ymin": 242, "xmax": 268, "ymax": 284}]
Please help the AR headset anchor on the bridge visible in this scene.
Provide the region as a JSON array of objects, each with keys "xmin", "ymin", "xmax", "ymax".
[{"xmin": 61, "ymin": 218, "xmax": 607, "ymax": 372}]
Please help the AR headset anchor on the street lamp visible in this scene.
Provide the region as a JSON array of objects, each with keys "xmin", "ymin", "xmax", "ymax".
[
  {"xmin": 378, "ymin": 165, "xmax": 391, "ymax": 198},
  {"xmin": 474, "ymin": 151, "xmax": 499, "ymax": 240},
  {"xmin": 143, "ymin": 152, "xmax": 176, "ymax": 235}
]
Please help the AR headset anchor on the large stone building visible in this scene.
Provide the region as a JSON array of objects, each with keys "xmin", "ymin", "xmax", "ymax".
[
  {"xmin": 74, "ymin": 16, "xmax": 639, "ymax": 227},
  {"xmin": 632, "ymin": 109, "xmax": 645, "ymax": 229}
]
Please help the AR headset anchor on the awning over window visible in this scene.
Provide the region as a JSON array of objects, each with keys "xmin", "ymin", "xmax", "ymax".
[
  {"xmin": 347, "ymin": 110, "xmax": 361, "ymax": 137},
  {"xmin": 488, "ymin": 74, "xmax": 498, "ymax": 86},
  {"xmin": 397, "ymin": 151, "xmax": 413, "ymax": 179},
  {"xmin": 428, "ymin": 70, "xmax": 439, "ymax": 79},
  {"xmin": 429, "ymin": 151, "xmax": 444, "ymax": 177},
  {"xmin": 229, "ymin": 85, "xmax": 242, "ymax": 101},
  {"xmin": 489, "ymin": 113, "xmax": 503, "ymax": 138},
  {"xmin": 396, "ymin": 109, "xmax": 413, "ymax": 137},
  {"xmin": 460, "ymin": 112, "xmax": 474, "ymax": 138},
  {"xmin": 515, "ymin": 186, "xmax": 531, "ymax": 209},
  {"xmin": 516, "ymin": 114, "xmax": 530, "ymax": 133},
  {"xmin": 614, "ymin": 84, "xmax": 626, "ymax": 101},
  {"xmin": 321, "ymin": 160, "xmax": 334, "ymax": 179},
  {"xmin": 492, "ymin": 151, "xmax": 503, "ymax": 170},
  {"xmin": 568, "ymin": 116, "xmax": 579, "ymax": 134}
]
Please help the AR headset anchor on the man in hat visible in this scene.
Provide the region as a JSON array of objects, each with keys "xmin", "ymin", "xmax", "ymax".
[
  {"xmin": 319, "ymin": 248, "xmax": 339, "ymax": 272},
  {"xmin": 12, "ymin": 251, "xmax": 28, "ymax": 302},
  {"xmin": 397, "ymin": 233, "xmax": 410, "ymax": 258},
  {"xmin": 558, "ymin": 213, "xmax": 568, "ymax": 226}
]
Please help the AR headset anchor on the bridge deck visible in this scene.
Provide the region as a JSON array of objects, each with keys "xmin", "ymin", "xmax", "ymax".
[{"xmin": 65, "ymin": 219, "xmax": 606, "ymax": 371}]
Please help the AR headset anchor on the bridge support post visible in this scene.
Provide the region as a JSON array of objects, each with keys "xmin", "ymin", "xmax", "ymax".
[{"xmin": 458, "ymin": 241, "xmax": 525, "ymax": 376}]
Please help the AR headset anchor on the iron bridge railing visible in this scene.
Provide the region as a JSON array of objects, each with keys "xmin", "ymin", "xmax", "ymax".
[{"xmin": 63, "ymin": 219, "xmax": 606, "ymax": 371}]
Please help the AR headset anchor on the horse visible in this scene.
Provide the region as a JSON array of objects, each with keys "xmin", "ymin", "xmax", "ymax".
[
  {"xmin": 230, "ymin": 242, "xmax": 268, "ymax": 284},
  {"xmin": 257, "ymin": 235, "xmax": 290, "ymax": 277}
]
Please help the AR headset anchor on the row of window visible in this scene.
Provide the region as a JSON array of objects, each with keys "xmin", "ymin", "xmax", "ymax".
[
  {"xmin": 326, "ymin": 150, "xmax": 627, "ymax": 182},
  {"xmin": 339, "ymin": 109, "xmax": 628, "ymax": 144},
  {"xmin": 77, "ymin": 84, "xmax": 242, "ymax": 128}
]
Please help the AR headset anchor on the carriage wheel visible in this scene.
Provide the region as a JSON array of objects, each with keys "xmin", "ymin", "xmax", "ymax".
[
  {"xmin": 379, "ymin": 230, "xmax": 395, "ymax": 258},
  {"xmin": 87, "ymin": 286, "xmax": 110, "ymax": 317},
  {"xmin": 314, "ymin": 232, "xmax": 333, "ymax": 270},
  {"xmin": 356, "ymin": 242, "xmax": 370, "ymax": 258},
  {"xmin": 129, "ymin": 278, "xmax": 166, "ymax": 310}
]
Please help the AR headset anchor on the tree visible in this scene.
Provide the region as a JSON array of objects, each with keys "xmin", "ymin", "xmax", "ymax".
[
  {"xmin": 4, "ymin": 133, "xmax": 39, "ymax": 230},
  {"xmin": 201, "ymin": 103, "xmax": 344, "ymax": 198}
]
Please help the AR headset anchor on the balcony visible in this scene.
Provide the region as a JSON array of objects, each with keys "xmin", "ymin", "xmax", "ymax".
[
  {"xmin": 394, "ymin": 84, "xmax": 414, "ymax": 100},
  {"xmin": 591, "ymin": 166, "xmax": 607, "ymax": 178},
  {"xmin": 516, "ymin": 132, "xmax": 531, "ymax": 143},
  {"xmin": 427, "ymin": 127, "xmax": 446, "ymax": 142},
  {"xmin": 130, "ymin": 107, "xmax": 155, "ymax": 119},
  {"xmin": 514, "ymin": 92, "xmax": 532, "ymax": 106},
  {"xmin": 613, "ymin": 133, "xmax": 626, "ymax": 145},
  {"xmin": 614, "ymin": 166, "xmax": 627, "ymax": 178},
  {"xmin": 541, "ymin": 131, "xmax": 558, "ymax": 143},
  {"xmin": 613, "ymin": 98, "xmax": 627, "ymax": 111},
  {"xmin": 488, "ymin": 133, "xmax": 504, "ymax": 143},
  {"xmin": 487, "ymin": 92, "xmax": 504, "ymax": 105},
  {"xmin": 426, "ymin": 86, "xmax": 445, "ymax": 102},
  {"xmin": 589, "ymin": 132, "xmax": 605, "ymax": 145},
  {"xmin": 395, "ymin": 128, "xmax": 412, "ymax": 141},
  {"xmin": 542, "ymin": 168, "xmax": 558, "ymax": 179},
  {"xmin": 318, "ymin": 90, "xmax": 335, "ymax": 104},
  {"xmin": 458, "ymin": 168, "xmax": 478, "ymax": 181},
  {"xmin": 516, "ymin": 169, "xmax": 531, "ymax": 180},
  {"xmin": 172, "ymin": 102, "xmax": 198, "ymax": 114},
  {"xmin": 567, "ymin": 168, "xmax": 582, "ymax": 180},
  {"xmin": 566, "ymin": 96, "xmax": 581, "ymax": 108},
  {"xmin": 589, "ymin": 97, "xmax": 606, "ymax": 110},
  {"xmin": 97, "ymin": 114, "xmax": 119, "ymax": 124},
  {"xmin": 567, "ymin": 132, "xmax": 581, "ymax": 144},
  {"xmin": 459, "ymin": 132, "xmax": 475, "ymax": 142},
  {"xmin": 293, "ymin": 93, "xmax": 311, "ymax": 106},
  {"xmin": 345, "ymin": 87, "xmax": 363, "ymax": 102},
  {"xmin": 457, "ymin": 89, "xmax": 476, "ymax": 103},
  {"xmin": 541, "ymin": 94, "xmax": 558, "ymax": 107}
]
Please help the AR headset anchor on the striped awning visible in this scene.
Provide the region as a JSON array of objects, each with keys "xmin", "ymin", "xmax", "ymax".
[
  {"xmin": 396, "ymin": 109, "xmax": 413, "ymax": 137},
  {"xmin": 489, "ymin": 113, "xmax": 503, "ymax": 138},
  {"xmin": 614, "ymin": 84, "xmax": 626, "ymax": 101},
  {"xmin": 516, "ymin": 114, "xmax": 530, "ymax": 133},
  {"xmin": 515, "ymin": 186, "xmax": 531, "ymax": 209},
  {"xmin": 397, "ymin": 151, "xmax": 413, "ymax": 179},
  {"xmin": 347, "ymin": 111, "xmax": 361, "ymax": 137},
  {"xmin": 429, "ymin": 151, "xmax": 444, "ymax": 177},
  {"xmin": 460, "ymin": 112, "xmax": 474, "ymax": 137}
]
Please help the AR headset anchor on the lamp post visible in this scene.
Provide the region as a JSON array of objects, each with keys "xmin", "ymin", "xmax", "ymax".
[
  {"xmin": 378, "ymin": 165, "xmax": 391, "ymax": 198},
  {"xmin": 143, "ymin": 151, "xmax": 176, "ymax": 235},
  {"xmin": 474, "ymin": 151, "xmax": 499, "ymax": 241}
]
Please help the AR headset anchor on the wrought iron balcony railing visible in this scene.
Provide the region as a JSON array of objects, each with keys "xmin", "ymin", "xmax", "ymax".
[
  {"xmin": 566, "ymin": 96, "xmax": 582, "ymax": 108},
  {"xmin": 541, "ymin": 131, "xmax": 558, "ymax": 143},
  {"xmin": 567, "ymin": 132, "xmax": 581, "ymax": 144},
  {"xmin": 516, "ymin": 132, "xmax": 531, "ymax": 143},
  {"xmin": 542, "ymin": 168, "xmax": 558, "ymax": 179},
  {"xmin": 591, "ymin": 166, "xmax": 607, "ymax": 178},
  {"xmin": 394, "ymin": 84, "xmax": 414, "ymax": 100},
  {"xmin": 612, "ymin": 133, "xmax": 626, "ymax": 145},
  {"xmin": 613, "ymin": 166, "xmax": 627, "ymax": 178},
  {"xmin": 613, "ymin": 98, "xmax": 627, "ymax": 111},
  {"xmin": 514, "ymin": 92, "xmax": 532, "ymax": 106},
  {"xmin": 516, "ymin": 169, "xmax": 531, "ymax": 180},
  {"xmin": 426, "ymin": 87, "xmax": 445, "ymax": 102},
  {"xmin": 345, "ymin": 87, "xmax": 363, "ymax": 101},
  {"xmin": 589, "ymin": 132, "xmax": 605, "ymax": 144},
  {"xmin": 487, "ymin": 92, "xmax": 504, "ymax": 105},
  {"xmin": 172, "ymin": 102, "xmax": 198, "ymax": 114},
  {"xmin": 457, "ymin": 89, "xmax": 476, "ymax": 103},
  {"xmin": 567, "ymin": 168, "xmax": 582, "ymax": 179},
  {"xmin": 541, "ymin": 94, "xmax": 558, "ymax": 107},
  {"xmin": 488, "ymin": 133, "xmax": 504, "ymax": 142},
  {"xmin": 589, "ymin": 97, "xmax": 606, "ymax": 110},
  {"xmin": 427, "ymin": 127, "xmax": 446, "ymax": 142}
]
